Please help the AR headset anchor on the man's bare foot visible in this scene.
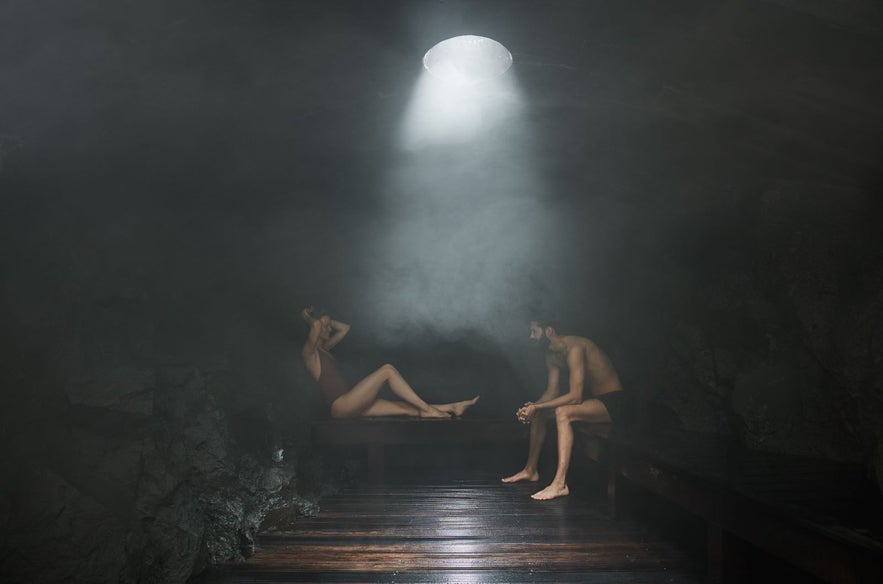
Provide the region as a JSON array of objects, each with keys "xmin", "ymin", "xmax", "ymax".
[
  {"xmin": 438, "ymin": 395, "xmax": 481, "ymax": 418},
  {"xmin": 419, "ymin": 406, "xmax": 452, "ymax": 419},
  {"xmin": 531, "ymin": 483, "xmax": 569, "ymax": 500},
  {"xmin": 501, "ymin": 469, "xmax": 539, "ymax": 483}
]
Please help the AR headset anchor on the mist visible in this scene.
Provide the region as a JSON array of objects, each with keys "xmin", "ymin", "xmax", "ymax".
[
  {"xmin": 362, "ymin": 73, "xmax": 549, "ymax": 341},
  {"xmin": 1, "ymin": 2, "xmax": 882, "ymax": 581}
]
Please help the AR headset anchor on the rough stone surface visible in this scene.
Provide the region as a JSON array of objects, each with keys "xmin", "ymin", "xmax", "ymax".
[
  {"xmin": 0, "ymin": 344, "xmax": 321, "ymax": 584},
  {"xmin": 646, "ymin": 181, "xmax": 882, "ymax": 480}
]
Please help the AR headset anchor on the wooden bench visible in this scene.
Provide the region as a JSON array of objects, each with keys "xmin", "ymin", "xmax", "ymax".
[
  {"xmin": 312, "ymin": 418, "xmax": 528, "ymax": 482},
  {"xmin": 575, "ymin": 424, "xmax": 883, "ymax": 583}
]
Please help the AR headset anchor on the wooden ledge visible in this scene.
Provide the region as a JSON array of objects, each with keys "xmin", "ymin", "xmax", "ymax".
[
  {"xmin": 312, "ymin": 418, "xmax": 528, "ymax": 446},
  {"xmin": 571, "ymin": 424, "xmax": 883, "ymax": 583}
]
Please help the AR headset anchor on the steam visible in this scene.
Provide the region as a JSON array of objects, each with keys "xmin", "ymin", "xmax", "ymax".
[{"xmin": 364, "ymin": 69, "xmax": 559, "ymax": 341}]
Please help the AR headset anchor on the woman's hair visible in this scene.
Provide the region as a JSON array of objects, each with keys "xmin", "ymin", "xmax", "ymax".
[
  {"xmin": 304, "ymin": 305, "xmax": 330, "ymax": 323},
  {"xmin": 301, "ymin": 306, "xmax": 329, "ymax": 344}
]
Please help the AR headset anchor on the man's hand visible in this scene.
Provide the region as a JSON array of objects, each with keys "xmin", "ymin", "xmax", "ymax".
[
  {"xmin": 516, "ymin": 403, "xmax": 538, "ymax": 425},
  {"xmin": 301, "ymin": 306, "xmax": 316, "ymax": 323}
]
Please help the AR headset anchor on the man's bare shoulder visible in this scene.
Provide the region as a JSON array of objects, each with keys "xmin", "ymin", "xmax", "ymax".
[
  {"xmin": 563, "ymin": 335, "xmax": 597, "ymax": 350},
  {"xmin": 565, "ymin": 337, "xmax": 611, "ymax": 366}
]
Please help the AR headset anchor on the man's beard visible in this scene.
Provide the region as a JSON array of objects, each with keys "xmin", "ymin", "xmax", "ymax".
[{"xmin": 534, "ymin": 336, "xmax": 551, "ymax": 351}]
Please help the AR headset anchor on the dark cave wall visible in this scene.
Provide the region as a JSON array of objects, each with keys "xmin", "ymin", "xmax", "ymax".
[
  {"xmin": 616, "ymin": 179, "xmax": 883, "ymax": 482},
  {"xmin": 0, "ymin": 256, "xmax": 322, "ymax": 583}
]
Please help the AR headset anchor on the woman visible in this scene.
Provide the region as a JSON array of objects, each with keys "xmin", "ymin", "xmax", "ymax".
[{"xmin": 301, "ymin": 306, "xmax": 479, "ymax": 419}]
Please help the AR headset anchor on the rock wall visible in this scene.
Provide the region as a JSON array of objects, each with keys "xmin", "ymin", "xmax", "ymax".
[
  {"xmin": 0, "ymin": 291, "xmax": 322, "ymax": 583},
  {"xmin": 641, "ymin": 180, "xmax": 883, "ymax": 488}
]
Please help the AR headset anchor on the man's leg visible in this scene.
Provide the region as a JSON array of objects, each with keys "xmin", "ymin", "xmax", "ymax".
[
  {"xmin": 531, "ymin": 399, "xmax": 611, "ymax": 500},
  {"xmin": 502, "ymin": 413, "xmax": 549, "ymax": 483}
]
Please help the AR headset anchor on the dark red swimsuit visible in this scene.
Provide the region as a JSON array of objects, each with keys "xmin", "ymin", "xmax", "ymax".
[{"xmin": 317, "ymin": 348, "xmax": 349, "ymax": 405}]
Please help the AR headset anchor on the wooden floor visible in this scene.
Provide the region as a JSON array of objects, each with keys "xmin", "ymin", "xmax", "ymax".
[{"xmin": 203, "ymin": 465, "xmax": 705, "ymax": 583}]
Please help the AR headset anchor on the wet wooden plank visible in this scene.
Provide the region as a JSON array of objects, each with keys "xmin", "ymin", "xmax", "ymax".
[
  {"xmin": 249, "ymin": 544, "xmax": 687, "ymax": 572},
  {"xmin": 210, "ymin": 477, "xmax": 703, "ymax": 583},
  {"xmin": 211, "ymin": 570, "xmax": 697, "ymax": 583}
]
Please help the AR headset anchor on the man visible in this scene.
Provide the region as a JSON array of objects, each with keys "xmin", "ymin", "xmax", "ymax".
[{"xmin": 502, "ymin": 319, "xmax": 627, "ymax": 500}]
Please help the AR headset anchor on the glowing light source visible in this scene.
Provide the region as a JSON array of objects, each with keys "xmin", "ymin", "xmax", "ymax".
[
  {"xmin": 400, "ymin": 36, "xmax": 520, "ymax": 149},
  {"xmin": 422, "ymin": 35, "xmax": 513, "ymax": 85}
]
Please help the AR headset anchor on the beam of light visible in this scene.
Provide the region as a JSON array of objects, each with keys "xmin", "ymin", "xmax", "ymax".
[
  {"xmin": 398, "ymin": 68, "xmax": 521, "ymax": 150},
  {"xmin": 363, "ymin": 38, "xmax": 559, "ymax": 341}
]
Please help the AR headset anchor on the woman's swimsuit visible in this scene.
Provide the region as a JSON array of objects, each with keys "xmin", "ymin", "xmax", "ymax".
[{"xmin": 317, "ymin": 348, "xmax": 350, "ymax": 405}]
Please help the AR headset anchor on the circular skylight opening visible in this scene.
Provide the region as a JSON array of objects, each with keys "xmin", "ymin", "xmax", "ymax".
[{"xmin": 422, "ymin": 35, "xmax": 513, "ymax": 84}]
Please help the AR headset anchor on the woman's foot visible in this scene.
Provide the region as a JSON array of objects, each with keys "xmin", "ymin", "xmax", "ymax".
[
  {"xmin": 437, "ymin": 395, "xmax": 481, "ymax": 418},
  {"xmin": 501, "ymin": 469, "xmax": 539, "ymax": 483},
  {"xmin": 419, "ymin": 406, "xmax": 452, "ymax": 419}
]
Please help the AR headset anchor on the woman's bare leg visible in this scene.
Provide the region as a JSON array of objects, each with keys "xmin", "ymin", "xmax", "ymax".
[
  {"xmin": 432, "ymin": 395, "xmax": 480, "ymax": 417},
  {"xmin": 356, "ymin": 395, "xmax": 479, "ymax": 419},
  {"xmin": 531, "ymin": 399, "xmax": 611, "ymax": 500},
  {"xmin": 330, "ymin": 364, "xmax": 448, "ymax": 419},
  {"xmin": 359, "ymin": 398, "xmax": 421, "ymax": 417}
]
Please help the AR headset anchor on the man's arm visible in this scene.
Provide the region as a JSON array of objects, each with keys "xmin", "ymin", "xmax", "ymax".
[
  {"xmin": 516, "ymin": 355, "xmax": 563, "ymax": 423},
  {"xmin": 531, "ymin": 346, "xmax": 585, "ymax": 411},
  {"xmin": 533, "ymin": 354, "xmax": 562, "ymax": 403},
  {"xmin": 323, "ymin": 319, "xmax": 351, "ymax": 350}
]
